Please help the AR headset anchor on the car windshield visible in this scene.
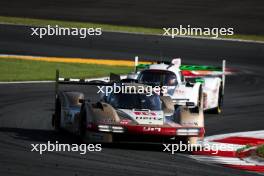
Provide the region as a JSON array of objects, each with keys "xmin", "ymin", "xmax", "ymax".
[
  {"xmin": 138, "ymin": 70, "xmax": 178, "ymax": 86},
  {"xmin": 108, "ymin": 93, "xmax": 162, "ymax": 110}
]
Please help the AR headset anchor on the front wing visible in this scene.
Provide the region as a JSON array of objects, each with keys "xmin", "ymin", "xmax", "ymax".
[{"xmin": 84, "ymin": 124, "xmax": 205, "ymax": 143}]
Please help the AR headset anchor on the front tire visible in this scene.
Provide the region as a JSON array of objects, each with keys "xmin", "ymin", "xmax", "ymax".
[
  {"xmin": 53, "ymin": 98, "xmax": 61, "ymax": 131},
  {"xmin": 79, "ymin": 107, "xmax": 87, "ymax": 141}
]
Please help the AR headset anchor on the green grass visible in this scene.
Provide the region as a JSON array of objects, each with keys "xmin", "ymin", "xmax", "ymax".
[
  {"xmin": 0, "ymin": 58, "xmax": 133, "ymax": 81},
  {"xmin": 256, "ymin": 145, "xmax": 264, "ymax": 158},
  {"xmin": 0, "ymin": 16, "xmax": 264, "ymax": 42}
]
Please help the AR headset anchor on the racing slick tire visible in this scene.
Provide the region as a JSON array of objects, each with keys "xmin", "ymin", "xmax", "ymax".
[
  {"xmin": 53, "ymin": 98, "xmax": 62, "ymax": 131},
  {"xmin": 78, "ymin": 106, "xmax": 88, "ymax": 141}
]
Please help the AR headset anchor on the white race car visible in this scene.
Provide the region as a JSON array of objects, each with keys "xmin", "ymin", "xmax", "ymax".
[{"xmin": 127, "ymin": 57, "xmax": 226, "ymax": 114}]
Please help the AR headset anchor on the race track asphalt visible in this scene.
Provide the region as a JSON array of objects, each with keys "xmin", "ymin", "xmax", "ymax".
[{"xmin": 0, "ymin": 24, "xmax": 264, "ymax": 176}]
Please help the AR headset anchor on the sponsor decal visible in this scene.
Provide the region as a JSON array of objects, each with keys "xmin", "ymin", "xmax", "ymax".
[
  {"xmin": 133, "ymin": 111, "xmax": 157, "ymax": 116},
  {"xmin": 175, "ymin": 89, "xmax": 185, "ymax": 94},
  {"xmin": 133, "ymin": 111, "xmax": 162, "ymax": 120},
  {"xmin": 120, "ymin": 119, "xmax": 132, "ymax": 125},
  {"xmin": 135, "ymin": 116, "xmax": 163, "ymax": 121},
  {"xmin": 143, "ymin": 127, "xmax": 161, "ymax": 132}
]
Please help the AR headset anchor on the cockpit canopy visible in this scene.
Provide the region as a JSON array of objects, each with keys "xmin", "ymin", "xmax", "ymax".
[
  {"xmin": 138, "ymin": 70, "xmax": 178, "ymax": 86},
  {"xmin": 107, "ymin": 93, "xmax": 162, "ymax": 111}
]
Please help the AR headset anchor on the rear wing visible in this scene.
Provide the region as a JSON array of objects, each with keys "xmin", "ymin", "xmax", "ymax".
[
  {"xmin": 55, "ymin": 69, "xmax": 109, "ymax": 96},
  {"xmin": 181, "ymin": 60, "xmax": 226, "ymax": 95},
  {"xmin": 180, "ymin": 61, "xmax": 226, "ymax": 77},
  {"xmin": 54, "ymin": 70, "xmax": 122, "ymax": 104},
  {"xmin": 133, "ymin": 56, "xmax": 226, "ymax": 77},
  {"xmin": 55, "ymin": 70, "xmax": 113, "ymax": 85}
]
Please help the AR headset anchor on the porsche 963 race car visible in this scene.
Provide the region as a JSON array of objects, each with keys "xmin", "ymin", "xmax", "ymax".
[{"xmin": 52, "ymin": 71, "xmax": 205, "ymax": 144}]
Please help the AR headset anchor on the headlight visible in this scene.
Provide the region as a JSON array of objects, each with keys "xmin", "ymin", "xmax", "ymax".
[
  {"xmin": 176, "ymin": 128, "xmax": 200, "ymax": 136},
  {"xmin": 112, "ymin": 126, "xmax": 124, "ymax": 133},
  {"xmin": 98, "ymin": 125, "xmax": 124, "ymax": 133},
  {"xmin": 98, "ymin": 125, "xmax": 111, "ymax": 132}
]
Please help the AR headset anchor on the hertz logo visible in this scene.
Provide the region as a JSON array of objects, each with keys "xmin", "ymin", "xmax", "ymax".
[{"xmin": 143, "ymin": 127, "xmax": 161, "ymax": 132}]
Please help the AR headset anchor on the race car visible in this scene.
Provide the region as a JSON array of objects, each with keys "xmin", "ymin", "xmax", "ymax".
[
  {"xmin": 180, "ymin": 62, "xmax": 226, "ymax": 114},
  {"xmin": 52, "ymin": 70, "xmax": 205, "ymax": 144},
  {"xmin": 127, "ymin": 57, "xmax": 226, "ymax": 114},
  {"xmin": 130, "ymin": 58, "xmax": 204, "ymax": 113}
]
